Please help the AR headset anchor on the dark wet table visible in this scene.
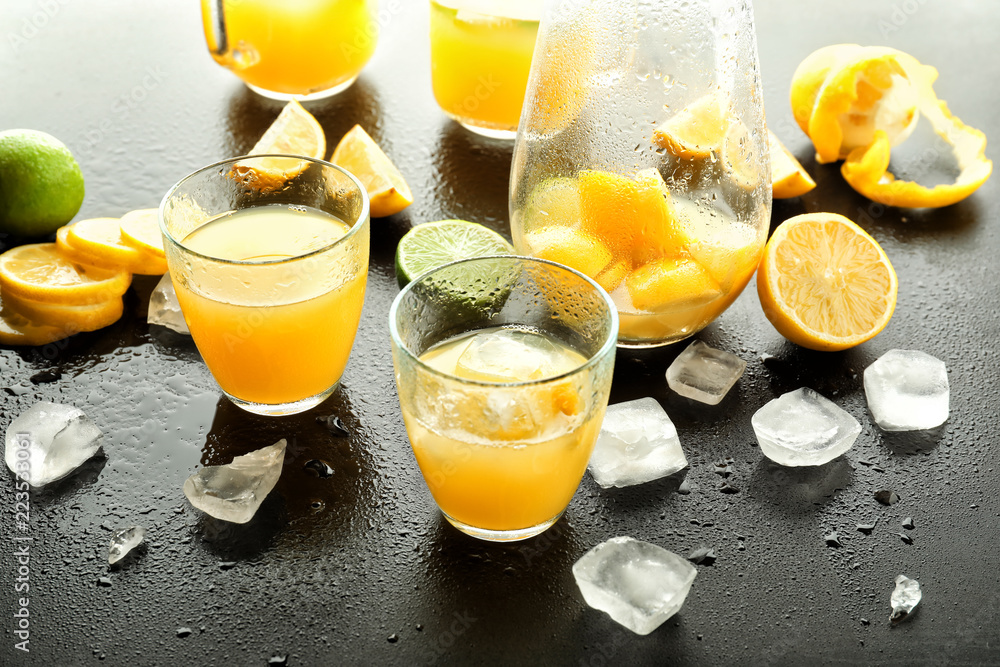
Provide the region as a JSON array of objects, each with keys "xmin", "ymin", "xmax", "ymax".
[{"xmin": 1, "ymin": 1, "xmax": 998, "ymax": 665}]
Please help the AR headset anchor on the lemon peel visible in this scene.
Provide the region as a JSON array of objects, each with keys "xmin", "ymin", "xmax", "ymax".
[
  {"xmin": 792, "ymin": 44, "xmax": 991, "ymax": 207},
  {"xmin": 840, "ymin": 53, "xmax": 992, "ymax": 208}
]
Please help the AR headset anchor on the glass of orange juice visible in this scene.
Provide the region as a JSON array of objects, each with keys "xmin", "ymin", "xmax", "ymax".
[
  {"xmin": 429, "ymin": 0, "xmax": 542, "ymax": 138},
  {"xmin": 160, "ymin": 155, "xmax": 370, "ymax": 416},
  {"xmin": 390, "ymin": 256, "xmax": 617, "ymax": 541},
  {"xmin": 201, "ymin": 0, "xmax": 379, "ymax": 100},
  {"xmin": 510, "ymin": 0, "xmax": 771, "ymax": 347}
]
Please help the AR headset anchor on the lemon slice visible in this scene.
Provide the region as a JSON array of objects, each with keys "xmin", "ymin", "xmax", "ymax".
[
  {"xmin": 332, "ymin": 125, "xmax": 413, "ymax": 218},
  {"xmin": 768, "ymin": 129, "xmax": 816, "ymax": 199},
  {"xmin": 3, "ymin": 290, "xmax": 123, "ymax": 332},
  {"xmin": 66, "ymin": 218, "xmax": 167, "ymax": 275},
  {"xmin": 577, "ymin": 168, "xmax": 687, "ymax": 263},
  {"xmin": 119, "ymin": 208, "xmax": 165, "ymax": 257},
  {"xmin": 0, "ymin": 289, "xmax": 77, "ymax": 346},
  {"xmin": 0, "ymin": 243, "xmax": 131, "ymax": 306},
  {"xmin": 653, "ymin": 93, "xmax": 729, "ymax": 160},
  {"xmin": 626, "ymin": 257, "xmax": 721, "ymax": 312},
  {"xmin": 246, "ymin": 99, "xmax": 327, "ymax": 183},
  {"xmin": 757, "ymin": 212, "xmax": 897, "ymax": 351},
  {"xmin": 521, "ymin": 225, "xmax": 613, "ymax": 280}
]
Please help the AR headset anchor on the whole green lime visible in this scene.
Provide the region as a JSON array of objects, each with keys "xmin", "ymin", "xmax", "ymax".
[{"xmin": 0, "ymin": 129, "xmax": 85, "ymax": 237}]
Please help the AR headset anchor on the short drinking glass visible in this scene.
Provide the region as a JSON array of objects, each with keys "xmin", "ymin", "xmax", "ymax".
[
  {"xmin": 201, "ymin": 0, "xmax": 379, "ymax": 100},
  {"xmin": 390, "ymin": 256, "xmax": 617, "ymax": 541},
  {"xmin": 510, "ymin": 0, "xmax": 771, "ymax": 347},
  {"xmin": 160, "ymin": 155, "xmax": 370, "ymax": 416},
  {"xmin": 430, "ymin": 0, "xmax": 543, "ymax": 138}
]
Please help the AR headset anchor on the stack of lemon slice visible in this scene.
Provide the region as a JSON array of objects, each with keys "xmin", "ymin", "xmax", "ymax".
[{"xmin": 0, "ymin": 209, "xmax": 166, "ymax": 345}]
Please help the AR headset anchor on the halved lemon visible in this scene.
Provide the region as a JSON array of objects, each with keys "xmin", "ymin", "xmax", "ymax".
[
  {"xmin": 0, "ymin": 243, "xmax": 131, "ymax": 306},
  {"xmin": 246, "ymin": 99, "xmax": 327, "ymax": 183},
  {"xmin": 757, "ymin": 212, "xmax": 897, "ymax": 351},
  {"xmin": 768, "ymin": 129, "xmax": 816, "ymax": 199},
  {"xmin": 331, "ymin": 125, "xmax": 413, "ymax": 218},
  {"xmin": 119, "ymin": 208, "xmax": 165, "ymax": 257},
  {"xmin": 653, "ymin": 92, "xmax": 729, "ymax": 160},
  {"xmin": 66, "ymin": 218, "xmax": 167, "ymax": 275}
]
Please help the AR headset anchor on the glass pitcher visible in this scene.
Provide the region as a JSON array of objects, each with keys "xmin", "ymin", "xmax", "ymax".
[{"xmin": 510, "ymin": 0, "xmax": 771, "ymax": 347}]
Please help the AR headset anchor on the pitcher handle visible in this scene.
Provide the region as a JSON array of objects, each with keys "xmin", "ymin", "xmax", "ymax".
[{"xmin": 202, "ymin": 0, "xmax": 228, "ymax": 57}]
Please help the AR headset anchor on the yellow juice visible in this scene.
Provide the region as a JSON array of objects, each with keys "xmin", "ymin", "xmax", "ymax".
[
  {"xmin": 174, "ymin": 205, "xmax": 367, "ymax": 406},
  {"xmin": 430, "ymin": 0, "xmax": 540, "ymax": 134},
  {"xmin": 402, "ymin": 328, "xmax": 602, "ymax": 532},
  {"xmin": 202, "ymin": 0, "xmax": 378, "ymax": 96}
]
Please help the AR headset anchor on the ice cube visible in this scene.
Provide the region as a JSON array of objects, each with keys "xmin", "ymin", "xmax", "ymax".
[
  {"xmin": 183, "ymin": 440, "xmax": 286, "ymax": 524},
  {"xmin": 108, "ymin": 526, "xmax": 146, "ymax": 565},
  {"xmin": 4, "ymin": 402, "xmax": 103, "ymax": 487},
  {"xmin": 890, "ymin": 574, "xmax": 921, "ymax": 623},
  {"xmin": 751, "ymin": 388, "xmax": 860, "ymax": 467},
  {"xmin": 455, "ymin": 328, "xmax": 569, "ymax": 382},
  {"xmin": 666, "ymin": 340, "xmax": 747, "ymax": 405},
  {"xmin": 148, "ymin": 272, "xmax": 190, "ymax": 334},
  {"xmin": 589, "ymin": 397, "xmax": 687, "ymax": 488},
  {"xmin": 864, "ymin": 349, "xmax": 948, "ymax": 431},
  {"xmin": 573, "ymin": 536, "xmax": 697, "ymax": 635}
]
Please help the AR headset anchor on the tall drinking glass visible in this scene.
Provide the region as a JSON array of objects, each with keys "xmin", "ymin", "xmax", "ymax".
[
  {"xmin": 390, "ymin": 256, "xmax": 617, "ymax": 541},
  {"xmin": 201, "ymin": 0, "xmax": 379, "ymax": 100},
  {"xmin": 510, "ymin": 0, "xmax": 771, "ymax": 347},
  {"xmin": 430, "ymin": 0, "xmax": 543, "ymax": 138},
  {"xmin": 160, "ymin": 156, "xmax": 370, "ymax": 416}
]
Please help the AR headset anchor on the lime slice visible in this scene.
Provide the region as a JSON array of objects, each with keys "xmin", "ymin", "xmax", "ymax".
[{"xmin": 395, "ymin": 219, "xmax": 514, "ymax": 287}]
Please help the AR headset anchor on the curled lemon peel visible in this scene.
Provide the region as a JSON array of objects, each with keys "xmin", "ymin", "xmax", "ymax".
[
  {"xmin": 794, "ymin": 44, "xmax": 918, "ymax": 164},
  {"xmin": 793, "ymin": 44, "xmax": 992, "ymax": 208}
]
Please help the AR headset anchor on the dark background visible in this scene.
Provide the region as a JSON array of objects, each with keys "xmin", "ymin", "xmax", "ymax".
[{"xmin": 1, "ymin": 1, "xmax": 998, "ymax": 665}]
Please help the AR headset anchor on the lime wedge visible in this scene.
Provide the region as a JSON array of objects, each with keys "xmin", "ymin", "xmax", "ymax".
[{"xmin": 395, "ymin": 219, "xmax": 514, "ymax": 287}]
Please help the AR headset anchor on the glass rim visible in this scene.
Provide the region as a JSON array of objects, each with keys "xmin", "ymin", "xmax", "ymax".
[
  {"xmin": 158, "ymin": 154, "xmax": 371, "ymax": 267},
  {"xmin": 388, "ymin": 254, "xmax": 620, "ymax": 388}
]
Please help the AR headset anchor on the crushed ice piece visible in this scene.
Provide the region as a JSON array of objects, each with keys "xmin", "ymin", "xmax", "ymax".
[
  {"xmin": 751, "ymin": 388, "xmax": 861, "ymax": 467},
  {"xmin": 573, "ymin": 536, "xmax": 697, "ymax": 635},
  {"xmin": 176, "ymin": 627, "xmax": 193, "ymax": 638},
  {"xmin": 589, "ymin": 398, "xmax": 687, "ymax": 488},
  {"xmin": 183, "ymin": 440, "xmax": 286, "ymax": 524},
  {"xmin": 864, "ymin": 349, "xmax": 948, "ymax": 431},
  {"xmin": 316, "ymin": 414, "xmax": 350, "ymax": 436},
  {"xmin": 899, "ymin": 533, "xmax": 914, "ymax": 545},
  {"xmin": 719, "ymin": 481, "xmax": 740, "ymax": 494},
  {"xmin": 29, "ymin": 368, "xmax": 61, "ymax": 384},
  {"xmin": 686, "ymin": 546, "xmax": 716, "ymax": 565},
  {"xmin": 4, "ymin": 401, "xmax": 103, "ymax": 487},
  {"xmin": 890, "ymin": 575, "xmax": 921, "ymax": 623},
  {"xmin": 303, "ymin": 459, "xmax": 334, "ymax": 478},
  {"xmin": 666, "ymin": 340, "xmax": 746, "ymax": 405},
  {"xmin": 148, "ymin": 272, "xmax": 190, "ymax": 334},
  {"xmin": 97, "ymin": 576, "xmax": 112, "ymax": 587},
  {"xmin": 108, "ymin": 526, "xmax": 146, "ymax": 565},
  {"xmin": 857, "ymin": 519, "xmax": 878, "ymax": 535},
  {"xmin": 902, "ymin": 517, "xmax": 915, "ymax": 530},
  {"xmin": 875, "ymin": 490, "xmax": 900, "ymax": 506},
  {"xmin": 455, "ymin": 328, "xmax": 571, "ymax": 382},
  {"xmin": 824, "ymin": 531, "xmax": 842, "ymax": 548}
]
